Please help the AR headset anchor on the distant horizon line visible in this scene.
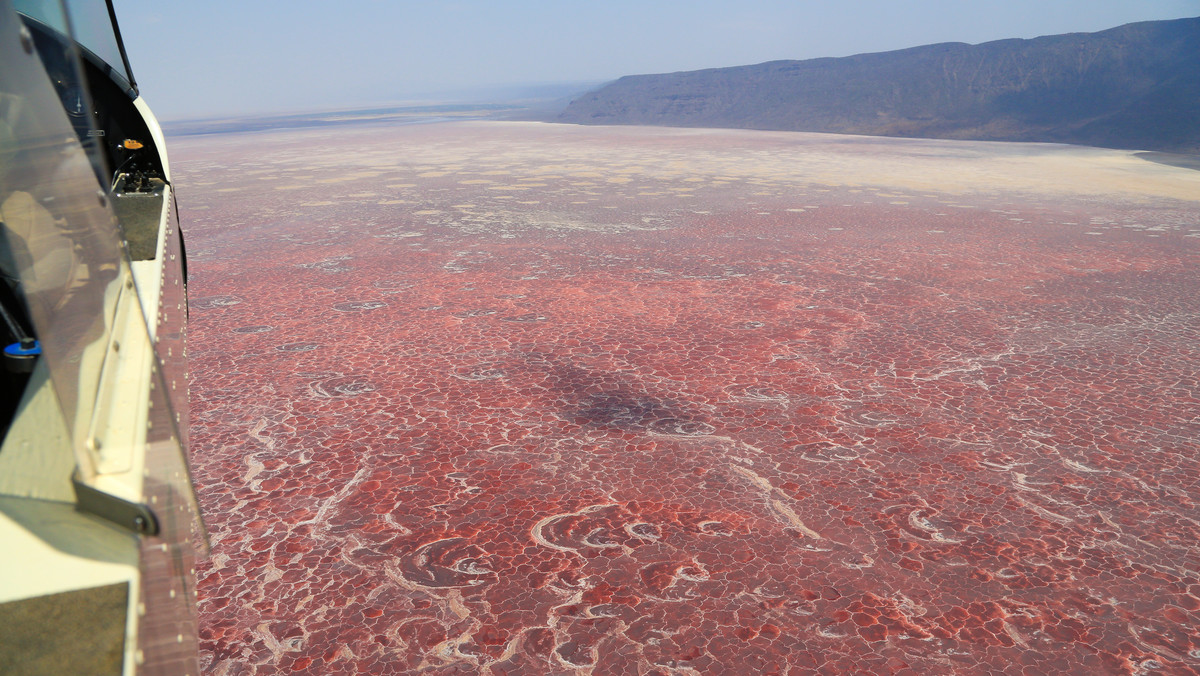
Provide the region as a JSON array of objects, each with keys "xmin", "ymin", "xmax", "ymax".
[{"xmin": 152, "ymin": 80, "xmax": 610, "ymax": 124}]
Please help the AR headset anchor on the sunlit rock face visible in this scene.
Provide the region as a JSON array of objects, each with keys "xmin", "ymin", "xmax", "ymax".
[{"xmin": 175, "ymin": 121, "xmax": 1200, "ymax": 674}]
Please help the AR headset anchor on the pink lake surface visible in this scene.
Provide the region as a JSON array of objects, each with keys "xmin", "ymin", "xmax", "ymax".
[{"xmin": 174, "ymin": 122, "xmax": 1200, "ymax": 675}]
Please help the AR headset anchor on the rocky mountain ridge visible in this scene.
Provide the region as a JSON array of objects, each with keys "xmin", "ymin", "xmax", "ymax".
[{"xmin": 559, "ymin": 17, "xmax": 1200, "ymax": 153}]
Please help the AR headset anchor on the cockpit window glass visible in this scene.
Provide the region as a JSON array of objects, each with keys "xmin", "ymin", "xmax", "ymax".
[
  {"xmin": 63, "ymin": 0, "xmax": 126, "ymax": 80},
  {"xmin": 10, "ymin": 0, "xmax": 66, "ymax": 33},
  {"xmin": 15, "ymin": 0, "xmax": 131, "ymax": 85}
]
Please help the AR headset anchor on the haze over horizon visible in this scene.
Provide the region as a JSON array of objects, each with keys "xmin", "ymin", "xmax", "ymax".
[{"xmin": 114, "ymin": 0, "xmax": 1199, "ymax": 121}]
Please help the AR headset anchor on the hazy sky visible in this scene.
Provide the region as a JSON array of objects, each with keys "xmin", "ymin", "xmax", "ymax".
[{"xmin": 112, "ymin": 0, "xmax": 1200, "ymax": 120}]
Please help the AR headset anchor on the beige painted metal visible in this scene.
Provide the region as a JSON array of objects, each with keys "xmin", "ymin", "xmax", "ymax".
[
  {"xmin": 133, "ymin": 97, "xmax": 170, "ymax": 183},
  {"xmin": 0, "ymin": 361, "xmax": 74, "ymax": 502},
  {"xmin": 0, "ymin": 490, "xmax": 142, "ymax": 676}
]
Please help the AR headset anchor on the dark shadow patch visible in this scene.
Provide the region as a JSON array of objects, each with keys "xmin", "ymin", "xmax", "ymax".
[
  {"xmin": 535, "ymin": 354, "xmax": 713, "ymax": 434},
  {"xmin": 573, "ymin": 393, "xmax": 675, "ymax": 429}
]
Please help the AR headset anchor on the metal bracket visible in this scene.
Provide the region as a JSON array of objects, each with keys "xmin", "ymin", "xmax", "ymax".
[{"xmin": 72, "ymin": 474, "xmax": 160, "ymax": 535}]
